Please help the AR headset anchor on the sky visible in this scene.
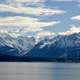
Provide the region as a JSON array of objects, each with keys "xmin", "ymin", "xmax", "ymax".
[{"xmin": 0, "ymin": 0, "xmax": 80, "ymax": 37}]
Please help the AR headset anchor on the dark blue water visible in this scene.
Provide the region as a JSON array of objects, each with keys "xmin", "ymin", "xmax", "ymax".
[{"xmin": 0, "ymin": 62, "xmax": 80, "ymax": 80}]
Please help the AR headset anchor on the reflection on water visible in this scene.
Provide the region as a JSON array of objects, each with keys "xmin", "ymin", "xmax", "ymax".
[{"xmin": 0, "ymin": 62, "xmax": 80, "ymax": 80}]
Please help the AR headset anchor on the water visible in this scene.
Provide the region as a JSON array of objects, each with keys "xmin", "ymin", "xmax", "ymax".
[{"xmin": 0, "ymin": 62, "xmax": 80, "ymax": 80}]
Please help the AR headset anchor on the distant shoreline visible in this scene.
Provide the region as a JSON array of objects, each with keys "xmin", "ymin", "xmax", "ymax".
[{"xmin": 0, "ymin": 56, "xmax": 80, "ymax": 63}]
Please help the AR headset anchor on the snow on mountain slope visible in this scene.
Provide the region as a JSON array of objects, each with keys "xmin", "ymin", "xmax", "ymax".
[
  {"xmin": 15, "ymin": 36, "xmax": 35, "ymax": 55},
  {"xmin": 0, "ymin": 27, "xmax": 80, "ymax": 58},
  {"xmin": 38, "ymin": 27, "xmax": 80, "ymax": 49},
  {"xmin": 25, "ymin": 32, "xmax": 80, "ymax": 59},
  {"xmin": 0, "ymin": 33, "xmax": 35, "ymax": 56},
  {"xmin": 39, "ymin": 33, "xmax": 80, "ymax": 49}
]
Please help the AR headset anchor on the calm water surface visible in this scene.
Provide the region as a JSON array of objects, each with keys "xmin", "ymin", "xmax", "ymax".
[{"xmin": 0, "ymin": 62, "xmax": 80, "ymax": 80}]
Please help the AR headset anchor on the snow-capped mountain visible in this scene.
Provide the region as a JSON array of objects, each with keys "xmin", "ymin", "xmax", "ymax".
[
  {"xmin": 0, "ymin": 33, "xmax": 35, "ymax": 56},
  {"xmin": 26, "ymin": 32, "xmax": 80, "ymax": 59},
  {"xmin": 0, "ymin": 31, "xmax": 80, "ymax": 60}
]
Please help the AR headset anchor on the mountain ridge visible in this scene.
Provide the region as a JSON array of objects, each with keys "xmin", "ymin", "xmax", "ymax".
[{"xmin": 0, "ymin": 32, "xmax": 80, "ymax": 62}]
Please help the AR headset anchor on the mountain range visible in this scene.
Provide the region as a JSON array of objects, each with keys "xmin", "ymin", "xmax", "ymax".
[{"xmin": 0, "ymin": 32, "xmax": 80, "ymax": 62}]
